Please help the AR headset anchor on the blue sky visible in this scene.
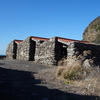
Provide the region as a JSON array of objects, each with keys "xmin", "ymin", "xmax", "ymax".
[{"xmin": 0, "ymin": 0, "xmax": 100, "ymax": 55}]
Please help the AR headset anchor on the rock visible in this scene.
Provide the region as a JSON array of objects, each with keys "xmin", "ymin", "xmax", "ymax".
[
  {"xmin": 82, "ymin": 16, "xmax": 100, "ymax": 44},
  {"xmin": 83, "ymin": 59, "xmax": 95, "ymax": 68}
]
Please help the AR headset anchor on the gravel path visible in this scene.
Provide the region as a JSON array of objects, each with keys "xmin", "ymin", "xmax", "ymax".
[{"xmin": 0, "ymin": 59, "xmax": 99, "ymax": 100}]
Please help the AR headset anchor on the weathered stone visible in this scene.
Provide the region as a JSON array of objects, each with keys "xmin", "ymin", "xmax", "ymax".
[
  {"xmin": 6, "ymin": 36, "xmax": 100, "ymax": 67},
  {"xmin": 34, "ymin": 37, "xmax": 58, "ymax": 65},
  {"xmin": 83, "ymin": 58, "xmax": 96, "ymax": 68},
  {"xmin": 6, "ymin": 40, "xmax": 22, "ymax": 59},
  {"xmin": 58, "ymin": 42, "xmax": 100, "ymax": 67},
  {"xmin": 16, "ymin": 37, "xmax": 36, "ymax": 61}
]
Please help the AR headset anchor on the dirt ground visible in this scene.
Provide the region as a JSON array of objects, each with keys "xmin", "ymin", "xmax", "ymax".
[{"xmin": 0, "ymin": 59, "xmax": 99, "ymax": 100}]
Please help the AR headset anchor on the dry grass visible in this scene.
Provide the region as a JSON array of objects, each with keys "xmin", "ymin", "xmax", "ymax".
[
  {"xmin": 56, "ymin": 65, "xmax": 100, "ymax": 96},
  {"xmin": 56, "ymin": 65, "xmax": 84, "ymax": 80}
]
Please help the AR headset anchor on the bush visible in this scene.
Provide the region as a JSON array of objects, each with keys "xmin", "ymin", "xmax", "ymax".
[
  {"xmin": 56, "ymin": 65, "xmax": 83, "ymax": 80},
  {"xmin": 56, "ymin": 65, "xmax": 100, "ymax": 95}
]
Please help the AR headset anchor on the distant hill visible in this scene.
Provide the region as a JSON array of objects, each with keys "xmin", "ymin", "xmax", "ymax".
[
  {"xmin": 82, "ymin": 16, "xmax": 100, "ymax": 44},
  {"xmin": 0, "ymin": 55, "xmax": 6, "ymax": 59}
]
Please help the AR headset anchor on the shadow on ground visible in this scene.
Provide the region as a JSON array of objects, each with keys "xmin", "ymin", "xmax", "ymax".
[
  {"xmin": 0, "ymin": 67, "xmax": 99, "ymax": 100},
  {"xmin": 0, "ymin": 63, "xmax": 5, "ymax": 65}
]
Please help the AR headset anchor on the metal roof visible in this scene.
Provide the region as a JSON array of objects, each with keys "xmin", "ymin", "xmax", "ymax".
[
  {"xmin": 57, "ymin": 37, "xmax": 90, "ymax": 44},
  {"xmin": 14, "ymin": 40, "xmax": 23, "ymax": 43},
  {"xmin": 31, "ymin": 36, "xmax": 49, "ymax": 41}
]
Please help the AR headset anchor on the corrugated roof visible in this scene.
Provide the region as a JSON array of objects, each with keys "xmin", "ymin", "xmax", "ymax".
[
  {"xmin": 57, "ymin": 37, "xmax": 90, "ymax": 44},
  {"xmin": 31, "ymin": 36, "xmax": 49, "ymax": 41},
  {"xmin": 14, "ymin": 40, "xmax": 23, "ymax": 43},
  {"xmin": 14, "ymin": 36, "xmax": 90, "ymax": 44}
]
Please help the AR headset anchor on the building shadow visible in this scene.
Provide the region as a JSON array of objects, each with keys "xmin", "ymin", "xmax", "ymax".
[{"xmin": 0, "ymin": 67, "xmax": 99, "ymax": 100}]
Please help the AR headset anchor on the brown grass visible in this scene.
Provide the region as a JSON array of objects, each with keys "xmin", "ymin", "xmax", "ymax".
[{"xmin": 56, "ymin": 65, "xmax": 100, "ymax": 96}]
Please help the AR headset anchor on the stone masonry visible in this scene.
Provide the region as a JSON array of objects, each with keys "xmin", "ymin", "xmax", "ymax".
[
  {"xmin": 16, "ymin": 36, "xmax": 49, "ymax": 61},
  {"xmin": 6, "ymin": 40, "xmax": 22, "ymax": 60},
  {"xmin": 34, "ymin": 37, "xmax": 62, "ymax": 65},
  {"xmin": 58, "ymin": 41, "xmax": 100, "ymax": 67},
  {"xmin": 16, "ymin": 36, "xmax": 35, "ymax": 61},
  {"xmin": 6, "ymin": 36, "xmax": 100, "ymax": 66}
]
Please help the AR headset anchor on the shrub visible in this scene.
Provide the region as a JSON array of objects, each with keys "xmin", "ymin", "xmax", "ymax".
[
  {"xmin": 56, "ymin": 65, "xmax": 83, "ymax": 80},
  {"xmin": 56, "ymin": 65, "xmax": 100, "ymax": 95}
]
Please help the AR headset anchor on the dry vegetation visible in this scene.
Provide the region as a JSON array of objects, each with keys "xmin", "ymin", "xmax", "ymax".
[{"xmin": 56, "ymin": 65, "xmax": 100, "ymax": 96}]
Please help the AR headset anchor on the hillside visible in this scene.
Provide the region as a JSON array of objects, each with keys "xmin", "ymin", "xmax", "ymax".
[{"xmin": 83, "ymin": 16, "xmax": 100, "ymax": 44}]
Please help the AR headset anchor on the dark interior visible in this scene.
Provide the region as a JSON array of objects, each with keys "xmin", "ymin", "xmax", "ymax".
[
  {"xmin": 13, "ymin": 42, "xmax": 17, "ymax": 59},
  {"xmin": 56, "ymin": 42, "xmax": 68, "ymax": 62},
  {"xmin": 29, "ymin": 39, "xmax": 36, "ymax": 61},
  {"xmin": 61, "ymin": 45, "xmax": 67, "ymax": 58}
]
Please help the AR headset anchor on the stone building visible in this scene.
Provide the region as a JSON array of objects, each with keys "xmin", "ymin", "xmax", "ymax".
[
  {"xmin": 16, "ymin": 36, "xmax": 49, "ymax": 61},
  {"xmin": 6, "ymin": 40, "xmax": 23, "ymax": 59},
  {"xmin": 57, "ymin": 38, "xmax": 100, "ymax": 66},
  {"xmin": 6, "ymin": 36, "xmax": 100, "ymax": 66},
  {"xmin": 34, "ymin": 36, "xmax": 90, "ymax": 65}
]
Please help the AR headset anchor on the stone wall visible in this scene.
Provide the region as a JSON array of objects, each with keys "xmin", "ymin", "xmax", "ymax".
[
  {"xmin": 6, "ymin": 40, "xmax": 17, "ymax": 59},
  {"xmin": 67, "ymin": 42, "xmax": 100, "ymax": 58},
  {"xmin": 58, "ymin": 42, "xmax": 100, "ymax": 67},
  {"xmin": 17, "ymin": 37, "xmax": 36, "ymax": 61},
  {"xmin": 34, "ymin": 37, "xmax": 62, "ymax": 65},
  {"xmin": 6, "ymin": 36, "xmax": 100, "ymax": 66}
]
